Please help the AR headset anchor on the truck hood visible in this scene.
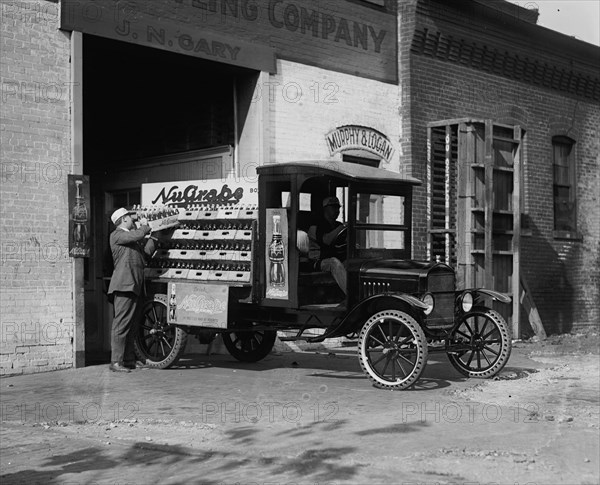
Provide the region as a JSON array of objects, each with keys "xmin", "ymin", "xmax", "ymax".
[{"xmin": 359, "ymin": 260, "xmax": 453, "ymax": 278}]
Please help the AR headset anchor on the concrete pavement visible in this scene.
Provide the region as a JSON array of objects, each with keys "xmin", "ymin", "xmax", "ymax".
[{"xmin": 1, "ymin": 342, "xmax": 598, "ymax": 484}]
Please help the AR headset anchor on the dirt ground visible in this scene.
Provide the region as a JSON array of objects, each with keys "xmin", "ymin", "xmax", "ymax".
[{"xmin": 1, "ymin": 330, "xmax": 599, "ymax": 485}]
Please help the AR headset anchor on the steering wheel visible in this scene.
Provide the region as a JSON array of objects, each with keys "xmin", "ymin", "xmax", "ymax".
[{"xmin": 332, "ymin": 226, "xmax": 348, "ymax": 260}]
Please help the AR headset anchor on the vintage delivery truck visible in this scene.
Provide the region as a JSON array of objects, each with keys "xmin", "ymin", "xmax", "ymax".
[{"xmin": 135, "ymin": 160, "xmax": 512, "ymax": 390}]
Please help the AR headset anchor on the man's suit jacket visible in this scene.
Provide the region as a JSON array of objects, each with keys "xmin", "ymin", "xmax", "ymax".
[{"xmin": 108, "ymin": 226, "xmax": 152, "ymax": 296}]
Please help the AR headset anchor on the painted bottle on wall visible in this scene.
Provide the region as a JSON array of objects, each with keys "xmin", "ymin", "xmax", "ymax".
[{"xmin": 72, "ymin": 179, "xmax": 88, "ymax": 249}]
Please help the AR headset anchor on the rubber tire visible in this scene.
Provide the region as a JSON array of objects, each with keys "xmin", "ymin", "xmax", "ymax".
[
  {"xmin": 358, "ymin": 309, "xmax": 428, "ymax": 390},
  {"xmin": 222, "ymin": 329, "xmax": 277, "ymax": 363},
  {"xmin": 134, "ymin": 294, "xmax": 188, "ymax": 369},
  {"xmin": 446, "ymin": 308, "xmax": 512, "ymax": 378}
]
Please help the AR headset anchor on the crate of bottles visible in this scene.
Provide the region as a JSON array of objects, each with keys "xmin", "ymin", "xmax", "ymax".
[
  {"xmin": 171, "ymin": 228, "xmax": 196, "ymax": 239},
  {"xmin": 132, "ymin": 205, "xmax": 180, "ymax": 232},
  {"xmin": 145, "ymin": 203, "xmax": 256, "ymax": 285}
]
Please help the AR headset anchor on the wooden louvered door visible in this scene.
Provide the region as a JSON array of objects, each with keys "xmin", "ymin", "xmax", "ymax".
[
  {"xmin": 427, "ymin": 124, "xmax": 457, "ymax": 267},
  {"xmin": 428, "ymin": 120, "xmax": 522, "ymax": 337}
]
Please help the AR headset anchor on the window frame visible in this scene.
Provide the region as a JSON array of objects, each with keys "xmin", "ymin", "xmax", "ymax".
[
  {"xmin": 552, "ymin": 135, "xmax": 577, "ymax": 235},
  {"xmin": 349, "ymin": 184, "xmax": 412, "ymax": 260}
]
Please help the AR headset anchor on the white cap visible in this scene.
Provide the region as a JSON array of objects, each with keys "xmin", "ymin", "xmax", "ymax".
[{"xmin": 111, "ymin": 207, "xmax": 135, "ymax": 225}]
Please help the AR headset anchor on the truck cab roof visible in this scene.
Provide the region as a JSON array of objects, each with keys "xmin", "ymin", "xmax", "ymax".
[{"xmin": 257, "ymin": 160, "xmax": 421, "ymax": 186}]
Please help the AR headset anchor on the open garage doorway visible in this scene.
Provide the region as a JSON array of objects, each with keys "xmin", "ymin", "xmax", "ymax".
[{"xmin": 81, "ymin": 34, "xmax": 261, "ymax": 364}]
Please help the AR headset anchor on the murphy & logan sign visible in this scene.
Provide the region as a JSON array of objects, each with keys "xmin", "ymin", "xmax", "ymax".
[{"xmin": 326, "ymin": 125, "xmax": 395, "ymax": 163}]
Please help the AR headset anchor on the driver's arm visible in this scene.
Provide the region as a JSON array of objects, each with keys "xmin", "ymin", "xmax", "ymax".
[{"xmin": 320, "ymin": 223, "xmax": 346, "ymax": 246}]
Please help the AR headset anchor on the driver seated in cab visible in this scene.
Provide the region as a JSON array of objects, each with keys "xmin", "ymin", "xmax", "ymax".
[{"xmin": 297, "ymin": 196, "xmax": 347, "ymax": 295}]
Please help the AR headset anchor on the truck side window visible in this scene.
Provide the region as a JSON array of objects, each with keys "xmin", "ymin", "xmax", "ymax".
[{"xmin": 264, "ymin": 181, "xmax": 291, "ymax": 208}]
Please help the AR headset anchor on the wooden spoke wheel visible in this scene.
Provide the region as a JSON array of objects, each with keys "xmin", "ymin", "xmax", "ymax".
[
  {"xmin": 134, "ymin": 294, "xmax": 188, "ymax": 369},
  {"xmin": 446, "ymin": 308, "xmax": 512, "ymax": 378},
  {"xmin": 358, "ymin": 310, "xmax": 428, "ymax": 390},
  {"xmin": 222, "ymin": 329, "xmax": 277, "ymax": 363}
]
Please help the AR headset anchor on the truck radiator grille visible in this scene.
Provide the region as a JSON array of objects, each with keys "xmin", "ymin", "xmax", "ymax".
[
  {"xmin": 426, "ymin": 292, "xmax": 455, "ymax": 328},
  {"xmin": 428, "ymin": 272, "xmax": 455, "ymax": 292}
]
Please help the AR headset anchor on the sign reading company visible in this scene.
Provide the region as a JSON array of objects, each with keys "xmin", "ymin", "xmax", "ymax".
[
  {"xmin": 59, "ymin": 0, "xmax": 396, "ymax": 83},
  {"xmin": 141, "ymin": 180, "xmax": 258, "ymax": 207},
  {"xmin": 326, "ymin": 125, "xmax": 395, "ymax": 164}
]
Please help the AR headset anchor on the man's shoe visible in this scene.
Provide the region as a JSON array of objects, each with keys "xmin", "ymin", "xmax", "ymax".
[
  {"xmin": 109, "ymin": 362, "xmax": 131, "ymax": 373},
  {"xmin": 124, "ymin": 360, "xmax": 150, "ymax": 370}
]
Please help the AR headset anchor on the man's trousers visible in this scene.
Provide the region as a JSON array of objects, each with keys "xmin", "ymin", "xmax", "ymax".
[
  {"xmin": 320, "ymin": 257, "xmax": 347, "ymax": 295},
  {"xmin": 111, "ymin": 291, "xmax": 143, "ymax": 364}
]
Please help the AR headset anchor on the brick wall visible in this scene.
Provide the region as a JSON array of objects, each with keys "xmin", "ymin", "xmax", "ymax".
[
  {"xmin": 269, "ymin": 60, "xmax": 402, "ymax": 172},
  {"xmin": 397, "ymin": 1, "xmax": 421, "ymax": 253},
  {"xmin": 408, "ymin": 53, "xmax": 599, "ymax": 333},
  {"xmin": 1, "ymin": 1, "xmax": 74, "ymax": 375}
]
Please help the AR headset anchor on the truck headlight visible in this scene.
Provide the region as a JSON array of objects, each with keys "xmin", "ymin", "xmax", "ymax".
[
  {"xmin": 460, "ymin": 292, "xmax": 474, "ymax": 312},
  {"xmin": 422, "ymin": 293, "xmax": 434, "ymax": 315}
]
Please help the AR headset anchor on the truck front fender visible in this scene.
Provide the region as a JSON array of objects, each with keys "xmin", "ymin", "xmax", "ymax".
[
  {"xmin": 322, "ymin": 293, "xmax": 428, "ymax": 339},
  {"xmin": 473, "ymin": 289, "xmax": 511, "ymax": 304},
  {"xmin": 457, "ymin": 289, "xmax": 512, "ymax": 305}
]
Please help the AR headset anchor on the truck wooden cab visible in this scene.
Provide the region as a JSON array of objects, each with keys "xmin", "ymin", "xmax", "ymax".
[{"xmin": 136, "ymin": 161, "xmax": 512, "ymax": 390}]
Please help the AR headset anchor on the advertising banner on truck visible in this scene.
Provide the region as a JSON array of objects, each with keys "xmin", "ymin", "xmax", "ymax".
[{"xmin": 167, "ymin": 282, "xmax": 228, "ymax": 328}]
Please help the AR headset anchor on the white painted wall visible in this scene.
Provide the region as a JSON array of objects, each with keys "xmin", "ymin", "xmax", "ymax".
[{"xmin": 268, "ymin": 60, "xmax": 402, "ymax": 172}]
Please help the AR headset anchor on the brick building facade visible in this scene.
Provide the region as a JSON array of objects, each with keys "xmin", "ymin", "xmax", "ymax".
[
  {"xmin": 1, "ymin": 0, "xmax": 598, "ymax": 375},
  {"xmin": 1, "ymin": 1, "xmax": 74, "ymax": 374},
  {"xmin": 399, "ymin": 0, "xmax": 599, "ymax": 334}
]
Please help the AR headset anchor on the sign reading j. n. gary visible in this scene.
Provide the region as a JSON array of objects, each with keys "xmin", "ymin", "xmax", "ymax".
[
  {"xmin": 326, "ymin": 125, "xmax": 395, "ymax": 163},
  {"xmin": 141, "ymin": 180, "xmax": 258, "ymax": 207}
]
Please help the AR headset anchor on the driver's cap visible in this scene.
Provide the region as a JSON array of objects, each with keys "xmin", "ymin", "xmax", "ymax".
[{"xmin": 323, "ymin": 196, "xmax": 341, "ymax": 208}]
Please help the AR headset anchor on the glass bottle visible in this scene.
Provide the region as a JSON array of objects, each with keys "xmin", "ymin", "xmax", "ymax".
[
  {"xmin": 169, "ymin": 284, "xmax": 177, "ymax": 321},
  {"xmin": 269, "ymin": 214, "xmax": 285, "ymax": 287}
]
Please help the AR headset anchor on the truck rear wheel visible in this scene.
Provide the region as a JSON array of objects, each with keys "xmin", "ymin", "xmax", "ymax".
[
  {"xmin": 134, "ymin": 294, "xmax": 188, "ymax": 369},
  {"xmin": 358, "ymin": 310, "xmax": 428, "ymax": 390},
  {"xmin": 222, "ymin": 329, "xmax": 277, "ymax": 363},
  {"xmin": 446, "ymin": 308, "xmax": 511, "ymax": 378}
]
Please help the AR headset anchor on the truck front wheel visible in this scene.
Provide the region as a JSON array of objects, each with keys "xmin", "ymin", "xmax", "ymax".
[
  {"xmin": 358, "ymin": 309, "xmax": 428, "ymax": 390},
  {"xmin": 222, "ymin": 329, "xmax": 277, "ymax": 363},
  {"xmin": 446, "ymin": 308, "xmax": 511, "ymax": 378}
]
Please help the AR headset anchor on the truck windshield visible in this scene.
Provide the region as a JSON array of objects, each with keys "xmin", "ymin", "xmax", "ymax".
[{"xmin": 354, "ymin": 192, "xmax": 410, "ymax": 258}]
